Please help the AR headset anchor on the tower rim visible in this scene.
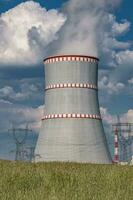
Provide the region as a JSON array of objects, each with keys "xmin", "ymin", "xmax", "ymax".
[{"xmin": 44, "ymin": 54, "xmax": 99, "ymax": 62}]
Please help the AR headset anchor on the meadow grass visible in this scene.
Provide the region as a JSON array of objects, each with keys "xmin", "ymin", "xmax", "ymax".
[{"xmin": 0, "ymin": 160, "xmax": 132, "ymax": 200}]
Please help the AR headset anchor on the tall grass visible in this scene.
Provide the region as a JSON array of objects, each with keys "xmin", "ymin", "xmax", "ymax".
[{"xmin": 0, "ymin": 160, "xmax": 132, "ymax": 200}]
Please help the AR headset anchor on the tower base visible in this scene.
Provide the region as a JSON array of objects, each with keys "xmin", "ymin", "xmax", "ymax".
[{"xmin": 35, "ymin": 118, "xmax": 112, "ymax": 164}]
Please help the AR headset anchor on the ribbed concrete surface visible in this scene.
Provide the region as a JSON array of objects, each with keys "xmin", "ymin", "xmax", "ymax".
[{"xmin": 35, "ymin": 55, "xmax": 112, "ymax": 163}]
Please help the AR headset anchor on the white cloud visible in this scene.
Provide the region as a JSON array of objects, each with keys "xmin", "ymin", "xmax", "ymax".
[
  {"xmin": 99, "ymin": 76, "xmax": 125, "ymax": 95},
  {"xmin": 116, "ymin": 50, "xmax": 133, "ymax": 65},
  {"xmin": 112, "ymin": 19, "xmax": 130, "ymax": 36},
  {"xmin": 100, "ymin": 107, "xmax": 133, "ymax": 126},
  {"xmin": 106, "ymin": 38, "xmax": 131, "ymax": 50},
  {"xmin": 128, "ymin": 78, "xmax": 133, "ymax": 85},
  {"xmin": 0, "ymin": 86, "xmax": 13, "ymax": 97},
  {"xmin": 0, "ymin": 0, "xmax": 132, "ymax": 129},
  {"xmin": 100, "ymin": 108, "xmax": 133, "ymax": 148},
  {"xmin": 0, "ymin": 1, "xmax": 66, "ymax": 66},
  {"xmin": 121, "ymin": 110, "xmax": 133, "ymax": 123},
  {"xmin": 100, "ymin": 107, "xmax": 133, "ymax": 142},
  {"xmin": 0, "ymin": 80, "xmax": 43, "ymax": 133},
  {"xmin": 0, "ymin": 99, "xmax": 44, "ymax": 132},
  {"xmin": 100, "ymin": 107, "xmax": 116, "ymax": 125},
  {"xmin": 0, "ymin": 81, "xmax": 42, "ymax": 101},
  {"xmin": 0, "ymin": 86, "xmax": 26, "ymax": 100},
  {"xmin": 0, "ymin": 0, "xmax": 131, "ymax": 69},
  {"xmin": 0, "ymin": 99, "xmax": 13, "ymax": 105}
]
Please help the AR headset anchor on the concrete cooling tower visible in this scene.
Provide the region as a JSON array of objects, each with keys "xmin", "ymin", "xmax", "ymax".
[{"xmin": 35, "ymin": 55, "xmax": 112, "ymax": 164}]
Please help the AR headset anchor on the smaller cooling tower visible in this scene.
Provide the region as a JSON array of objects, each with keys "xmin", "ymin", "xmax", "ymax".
[{"xmin": 35, "ymin": 55, "xmax": 112, "ymax": 164}]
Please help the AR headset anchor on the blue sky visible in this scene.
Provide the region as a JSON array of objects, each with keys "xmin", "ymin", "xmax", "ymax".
[
  {"xmin": 115, "ymin": 0, "xmax": 133, "ymax": 44},
  {"xmin": 0, "ymin": 0, "xmax": 133, "ymax": 160},
  {"xmin": 0, "ymin": 0, "xmax": 65, "ymax": 11}
]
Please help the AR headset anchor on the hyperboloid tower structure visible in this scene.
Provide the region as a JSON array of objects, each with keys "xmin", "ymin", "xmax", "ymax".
[{"xmin": 35, "ymin": 55, "xmax": 112, "ymax": 164}]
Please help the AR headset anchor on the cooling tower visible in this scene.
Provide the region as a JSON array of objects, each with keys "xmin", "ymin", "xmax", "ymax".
[{"xmin": 35, "ymin": 55, "xmax": 112, "ymax": 164}]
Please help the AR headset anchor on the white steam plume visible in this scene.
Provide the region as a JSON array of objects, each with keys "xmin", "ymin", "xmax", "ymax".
[
  {"xmin": 0, "ymin": 0, "xmax": 130, "ymax": 67},
  {"xmin": 48, "ymin": 0, "xmax": 130, "ymax": 65}
]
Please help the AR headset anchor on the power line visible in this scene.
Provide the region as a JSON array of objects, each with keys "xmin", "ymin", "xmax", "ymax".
[
  {"xmin": 26, "ymin": 146, "xmax": 41, "ymax": 162},
  {"xmin": 112, "ymin": 117, "xmax": 133, "ymax": 163},
  {"xmin": 9, "ymin": 124, "xmax": 32, "ymax": 161}
]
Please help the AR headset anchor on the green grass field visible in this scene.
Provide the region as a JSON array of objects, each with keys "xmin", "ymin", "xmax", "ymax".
[{"xmin": 0, "ymin": 160, "xmax": 132, "ymax": 200}]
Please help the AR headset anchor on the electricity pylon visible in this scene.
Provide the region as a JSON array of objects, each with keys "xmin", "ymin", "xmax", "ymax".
[
  {"xmin": 112, "ymin": 116, "xmax": 133, "ymax": 163},
  {"xmin": 9, "ymin": 124, "xmax": 32, "ymax": 161},
  {"xmin": 26, "ymin": 146, "xmax": 41, "ymax": 162}
]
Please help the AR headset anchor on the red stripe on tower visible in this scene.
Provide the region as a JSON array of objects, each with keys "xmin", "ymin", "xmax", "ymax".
[
  {"xmin": 44, "ymin": 55, "xmax": 99, "ymax": 64},
  {"xmin": 114, "ymin": 128, "xmax": 119, "ymax": 164}
]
